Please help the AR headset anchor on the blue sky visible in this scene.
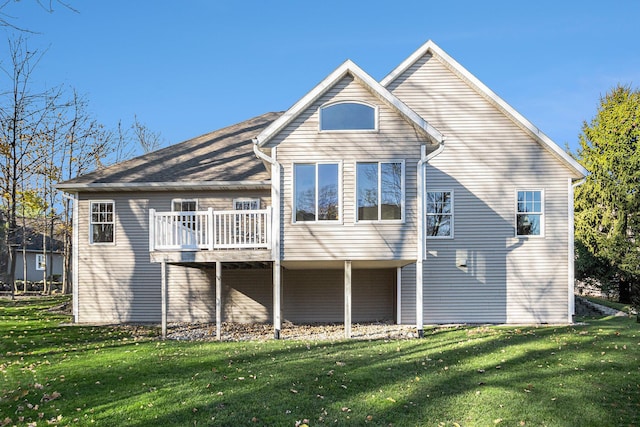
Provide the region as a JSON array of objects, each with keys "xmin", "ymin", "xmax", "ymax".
[{"xmin": 5, "ymin": 0, "xmax": 640, "ymax": 155}]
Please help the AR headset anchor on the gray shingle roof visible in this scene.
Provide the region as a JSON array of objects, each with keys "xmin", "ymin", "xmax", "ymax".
[{"xmin": 58, "ymin": 112, "xmax": 282, "ymax": 190}]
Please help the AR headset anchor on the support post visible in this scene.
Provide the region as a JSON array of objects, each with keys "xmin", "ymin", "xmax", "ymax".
[
  {"xmin": 273, "ymin": 260, "xmax": 281, "ymax": 339},
  {"xmin": 344, "ymin": 260, "xmax": 352, "ymax": 339},
  {"xmin": 161, "ymin": 261, "xmax": 167, "ymax": 340},
  {"xmin": 216, "ymin": 261, "xmax": 222, "ymax": 341}
]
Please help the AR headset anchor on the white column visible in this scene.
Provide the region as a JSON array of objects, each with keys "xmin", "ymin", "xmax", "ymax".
[
  {"xmin": 216, "ymin": 261, "xmax": 222, "ymax": 341},
  {"xmin": 161, "ymin": 261, "xmax": 167, "ymax": 339},
  {"xmin": 72, "ymin": 192, "xmax": 79, "ymax": 322},
  {"xmin": 344, "ymin": 260, "xmax": 352, "ymax": 339},
  {"xmin": 396, "ymin": 267, "xmax": 402, "ymax": 324},
  {"xmin": 273, "ymin": 260, "xmax": 282, "ymax": 339}
]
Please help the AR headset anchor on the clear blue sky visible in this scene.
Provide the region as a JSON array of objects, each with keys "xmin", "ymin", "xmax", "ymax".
[{"xmin": 5, "ymin": 0, "xmax": 640, "ymax": 155}]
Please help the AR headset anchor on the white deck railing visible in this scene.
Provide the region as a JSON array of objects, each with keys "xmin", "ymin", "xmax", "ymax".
[{"xmin": 149, "ymin": 208, "xmax": 271, "ymax": 251}]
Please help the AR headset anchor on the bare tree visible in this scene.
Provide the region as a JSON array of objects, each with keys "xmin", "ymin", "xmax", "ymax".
[{"xmin": 133, "ymin": 115, "xmax": 163, "ymax": 153}]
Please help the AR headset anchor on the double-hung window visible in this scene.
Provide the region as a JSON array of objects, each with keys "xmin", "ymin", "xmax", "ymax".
[
  {"xmin": 172, "ymin": 199, "xmax": 198, "ymax": 230},
  {"xmin": 426, "ymin": 191, "xmax": 453, "ymax": 238},
  {"xmin": 90, "ymin": 201, "xmax": 114, "ymax": 244},
  {"xmin": 294, "ymin": 163, "xmax": 339, "ymax": 222},
  {"xmin": 516, "ymin": 190, "xmax": 543, "ymax": 236},
  {"xmin": 356, "ymin": 161, "xmax": 404, "ymax": 221},
  {"xmin": 234, "ymin": 198, "xmax": 260, "ymax": 210},
  {"xmin": 36, "ymin": 254, "xmax": 46, "ymax": 271}
]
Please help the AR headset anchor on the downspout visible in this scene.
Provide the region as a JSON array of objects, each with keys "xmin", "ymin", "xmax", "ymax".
[
  {"xmin": 416, "ymin": 139, "xmax": 445, "ymax": 338},
  {"xmin": 568, "ymin": 177, "xmax": 586, "ymax": 323},
  {"xmin": 253, "ymin": 140, "xmax": 282, "ymax": 339}
]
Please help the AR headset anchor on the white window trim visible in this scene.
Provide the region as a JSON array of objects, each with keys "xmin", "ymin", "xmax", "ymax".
[
  {"xmin": 233, "ymin": 198, "xmax": 261, "ymax": 210},
  {"xmin": 89, "ymin": 200, "xmax": 116, "ymax": 245},
  {"xmin": 318, "ymin": 100, "xmax": 379, "ymax": 133},
  {"xmin": 426, "ymin": 189, "xmax": 454, "ymax": 239},
  {"xmin": 36, "ymin": 253, "xmax": 46, "ymax": 271},
  {"xmin": 355, "ymin": 159, "xmax": 405, "ymax": 224},
  {"xmin": 171, "ymin": 198, "xmax": 198, "ymax": 212},
  {"xmin": 515, "ymin": 189, "xmax": 545, "ymax": 238},
  {"xmin": 292, "ymin": 161, "xmax": 343, "ymax": 224}
]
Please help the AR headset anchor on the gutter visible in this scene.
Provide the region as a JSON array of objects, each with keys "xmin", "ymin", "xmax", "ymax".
[
  {"xmin": 416, "ymin": 139, "xmax": 445, "ymax": 338},
  {"xmin": 55, "ymin": 181, "xmax": 271, "ymax": 192}
]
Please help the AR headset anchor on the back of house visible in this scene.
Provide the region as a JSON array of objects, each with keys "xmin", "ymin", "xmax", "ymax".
[{"xmin": 57, "ymin": 40, "xmax": 587, "ymax": 337}]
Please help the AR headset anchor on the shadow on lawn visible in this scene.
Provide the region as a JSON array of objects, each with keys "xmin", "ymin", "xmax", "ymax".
[{"xmin": 2, "ymin": 298, "xmax": 638, "ymax": 426}]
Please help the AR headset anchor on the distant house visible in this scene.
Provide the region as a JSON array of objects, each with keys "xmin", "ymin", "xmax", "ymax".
[
  {"xmin": 57, "ymin": 41, "xmax": 588, "ymax": 338},
  {"xmin": 13, "ymin": 223, "xmax": 64, "ymax": 283}
]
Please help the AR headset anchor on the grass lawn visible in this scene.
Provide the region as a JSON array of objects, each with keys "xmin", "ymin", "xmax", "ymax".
[{"xmin": 1, "ymin": 297, "xmax": 639, "ymax": 426}]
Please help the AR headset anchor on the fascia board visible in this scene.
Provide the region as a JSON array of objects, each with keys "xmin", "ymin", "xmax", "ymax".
[
  {"xmin": 255, "ymin": 61, "xmax": 353, "ymax": 147},
  {"xmin": 382, "ymin": 40, "xmax": 588, "ymax": 178},
  {"xmin": 55, "ymin": 181, "xmax": 271, "ymax": 192},
  {"xmin": 256, "ymin": 59, "xmax": 443, "ymax": 147}
]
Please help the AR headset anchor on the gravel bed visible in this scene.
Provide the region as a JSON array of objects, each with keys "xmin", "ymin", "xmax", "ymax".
[{"xmin": 167, "ymin": 321, "xmax": 418, "ymax": 342}]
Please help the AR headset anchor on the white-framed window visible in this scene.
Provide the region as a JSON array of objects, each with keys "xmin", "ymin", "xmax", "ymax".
[
  {"xmin": 234, "ymin": 198, "xmax": 260, "ymax": 210},
  {"xmin": 293, "ymin": 162, "xmax": 340, "ymax": 222},
  {"xmin": 36, "ymin": 254, "xmax": 46, "ymax": 271},
  {"xmin": 356, "ymin": 160, "xmax": 404, "ymax": 222},
  {"xmin": 319, "ymin": 101, "xmax": 378, "ymax": 132},
  {"xmin": 90, "ymin": 201, "xmax": 115, "ymax": 244},
  {"xmin": 426, "ymin": 190, "xmax": 453, "ymax": 238},
  {"xmin": 516, "ymin": 190, "xmax": 544, "ymax": 237},
  {"xmin": 172, "ymin": 199, "xmax": 197, "ymax": 212}
]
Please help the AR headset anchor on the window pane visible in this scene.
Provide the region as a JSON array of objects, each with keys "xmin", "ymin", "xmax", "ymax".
[
  {"xmin": 320, "ymin": 103, "xmax": 375, "ymax": 130},
  {"xmin": 318, "ymin": 164, "xmax": 338, "ymax": 220},
  {"xmin": 295, "ymin": 164, "xmax": 316, "ymax": 221},
  {"xmin": 381, "ymin": 162, "xmax": 402, "ymax": 220},
  {"xmin": 357, "ymin": 163, "xmax": 378, "ymax": 220},
  {"xmin": 92, "ymin": 223, "xmax": 114, "ymax": 243},
  {"xmin": 427, "ymin": 215, "xmax": 451, "ymax": 237},
  {"xmin": 517, "ymin": 213, "xmax": 541, "ymax": 236}
]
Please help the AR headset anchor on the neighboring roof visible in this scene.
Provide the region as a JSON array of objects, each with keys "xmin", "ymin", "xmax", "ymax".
[
  {"xmin": 57, "ymin": 112, "xmax": 283, "ymax": 192},
  {"xmin": 13, "ymin": 222, "xmax": 64, "ymax": 252},
  {"xmin": 254, "ymin": 59, "xmax": 444, "ymax": 148},
  {"xmin": 381, "ymin": 40, "xmax": 588, "ymax": 178}
]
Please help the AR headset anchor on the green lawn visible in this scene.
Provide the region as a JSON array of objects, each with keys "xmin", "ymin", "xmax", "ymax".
[{"xmin": 1, "ymin": 297, "xmax": 639, "ymax": 426}]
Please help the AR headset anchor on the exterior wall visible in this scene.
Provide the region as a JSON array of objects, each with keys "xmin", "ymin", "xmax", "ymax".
[
  {"xmin": 393, "ymin": 53, "xmax": 574, "ymax": 324},
  {"xmin": 15, "ymin": 251, "xmax": 63, "ymax": 282},
  {"xmin": 267, "ymin": 76, "xmax": 428, "ymax": 262},
  {"xmin": 283, "ymin": 268, "xmax": 395, "ymax": 323},
  {"xmin": 76, "ymin": 190, "xmax": 269, "ymax": 323}
]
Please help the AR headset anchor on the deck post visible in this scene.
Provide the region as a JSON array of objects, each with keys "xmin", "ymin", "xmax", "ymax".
[
  {"xmin": 273, "ymin": 260, "xmax": 281, "ymax": 339},
  {"xmin": 344, "ymin": 260, "xmax": 352, "ymax": 339},
  {"xmin": 161, "ymin": 260, "xmax": 167, "ymax": 339},
  {"xmin": 216, "ymin": 261, "xmax": 222, "ymax": 341}
]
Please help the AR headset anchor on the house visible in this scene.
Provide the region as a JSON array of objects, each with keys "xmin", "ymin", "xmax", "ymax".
[
  {"xmin": 56, "ymin": 41, "xmax": 588, "ymax": 339},
  {"xmin": 7, "ymin": 220, "xmax": 64, "ymax": 284}
]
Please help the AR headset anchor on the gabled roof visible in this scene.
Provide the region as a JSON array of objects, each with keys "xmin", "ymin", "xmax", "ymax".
[
  {"xmin": 57, "ymin": 112, "xmax": 283, "ymax": 192},
  {"xmin": 254, "ymin": 59, "xmax": 444, "ymax": 148},
  {"xmin": 381, "ymin": 40, "xmax": 588, "ymax": 178}
]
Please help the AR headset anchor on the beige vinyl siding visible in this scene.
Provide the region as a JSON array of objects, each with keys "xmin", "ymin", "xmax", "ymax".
[
  {"xmin": 76, "ymin": 190, "xmax": 269, "ymax": 323},
  {"xmin": 282, "ymin": 269, "xmax": 395, "ymax": 323},
  {"xmin": 393, "ymin": 53, "xmax": 572, "ymax": 324},
  {"xmin": 268, "ymin": 75, "xmax": 426, "ymax": 262}
]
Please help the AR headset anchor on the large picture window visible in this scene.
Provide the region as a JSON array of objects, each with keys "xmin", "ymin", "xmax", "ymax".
[
  {"xmin": 356, "ymin": 161, "xmax": 404, "ymax": 221},
  {"xmin": 90, "ymin": 201, "xmax": 114, "ymax": 244},
  {"xmin": 426, "ymin": 191, "xmax": 453, "ymax": 238},
  {"xmin": 294, "ymin": 163, "xmax": 339, "ymax": 222},
  {"xmin": 516, "ymin": 190, "xmax": 543, "ymax": 236},
  {"xmin": 319, "ymin": 102, "xmax": 376, "ymax": 131}
]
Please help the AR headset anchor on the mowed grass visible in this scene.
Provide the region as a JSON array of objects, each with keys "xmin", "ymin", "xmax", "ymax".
[{"xmin": 1, "ymin": 297, "xmax": 639, "ymax": 426}]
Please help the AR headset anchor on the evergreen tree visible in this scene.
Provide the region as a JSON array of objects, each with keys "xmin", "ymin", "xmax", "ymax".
[{"xmin": 575, "ymin": 85, "xmax": 640, "ymax": 306}]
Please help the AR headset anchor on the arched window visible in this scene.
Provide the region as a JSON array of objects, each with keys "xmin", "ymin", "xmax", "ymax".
[{"xmin": 319, "ymin": 101, "xmax": 376, "ymax": 131}]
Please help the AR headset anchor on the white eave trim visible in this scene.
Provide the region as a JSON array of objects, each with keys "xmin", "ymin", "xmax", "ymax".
[
  {"xmin": 381, "ymin": 40, "xmax": 588, "ymax": 178},
  {"xmin": 55, "ymin": 180, "xmax": 271, "ymax": 192},
  {"xmin": 255, "ymin": 59, "xmax": 443, "ymax": 147}
]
